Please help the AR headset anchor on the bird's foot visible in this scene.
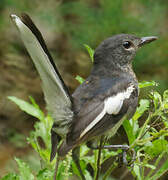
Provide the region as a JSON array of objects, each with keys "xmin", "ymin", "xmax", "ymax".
[
  {"xmin": 87, "ymin": 142, "xmax": 136, "ymax": 166},
  {"xmin": 117, "ymin": 146, "xmax": 136, "ymax": 167}
]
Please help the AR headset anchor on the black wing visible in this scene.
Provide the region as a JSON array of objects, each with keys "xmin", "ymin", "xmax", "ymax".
[{"xmin": 58, "ymin": 77, "xmax": 138, "ymax": 156}]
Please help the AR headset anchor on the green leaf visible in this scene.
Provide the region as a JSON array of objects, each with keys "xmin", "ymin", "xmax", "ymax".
[
  {"xmin": 37, "ymin": 168, "xmax": 53, "ymax": 180},
  {"xmin": 101, "ymin": 149, "xmax": 119, "ymax": 163},
  {"xmin": 8, "ymin": 96, "xmax": 44, "ymax": 120},
  {"xmin": 71, "ymin": 161, "xmax": 80, "ymax": 177},
  {"xmin": 84, "ymin": 44, "xmax": 94, "ymax": 62},
  {"xmin": 0, "ymin": 173, "xmax": 19, "ymax": 180},
  {"xmin": 163, "ymin": 90, "xmax": 168, "ymax": 109},
  {"xmin": 123, "ymin": 119, "xmax": 135, "ymax": 144},
  {"xmin": 29, "ymin": 96, "xmax": 45, "ymax": 119},
  {"xmin": 144, "ymin": 164, "xmax": 156, "ymax": 170},
  {"xmin": 80, "ymin": 145, "xmax": 90, "ymax": 157},
  {"xmin": 133, "ymin": 164, "xmax": 142, "ymax": 180},
  {"xmin": 72, "ymin": 159, "xmax": 92, "ymax": 180},
  {"xmin": 133, "ymin": 99, "xmax": 150, "ymax": 121},
  {"xmin": 75, "ymin": 75, "xmax": 85, "ymax": 84},
  {"xmin": 84, "ymin": 170, "xmax": 92, "ymax": 180},
  {"xmin": 163, "ymin": 90, "xmax": 168, "ymax": 101},
  {"xmin": 138, "ymin": 81, "xmax": 158, "ymax": 89},
  {"xmin": 15, "ymin": 158, "xmax": 34, "ymax": 180},
  {"xmin": 145, "ymin": 139, "xmax": 168, "ymax": 158},
  {"xmin": 56, "ymin": 160, "xmax": 67, "ymax": 179},
  {"xmin": 72, "ymin": 160, "xmax": 86, "ymax": 178},
  {"xmin": 152, "ymin": 91, "xmax": 162, "ymax": 110}
]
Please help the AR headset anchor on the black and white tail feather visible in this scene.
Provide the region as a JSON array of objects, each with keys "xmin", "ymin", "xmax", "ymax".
[{"xmin": 10, "ymin": 13, "xmax": 74, "ymax": 161}]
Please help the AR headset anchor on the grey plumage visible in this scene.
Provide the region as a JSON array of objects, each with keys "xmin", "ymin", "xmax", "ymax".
[{"xmin": 11, "ymin": 14, "xmax": 157, "ymax": 161}]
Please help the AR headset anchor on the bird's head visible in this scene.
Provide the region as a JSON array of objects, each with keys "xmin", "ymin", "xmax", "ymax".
[{"xmin": 93, "ymin": 34, "xmax": 157, "ymax": 70}]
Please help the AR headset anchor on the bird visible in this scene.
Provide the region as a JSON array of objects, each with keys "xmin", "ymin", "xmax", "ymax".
[{"xmin": 11, "ymin": 13, "xmax": 157, "ymax": 179}]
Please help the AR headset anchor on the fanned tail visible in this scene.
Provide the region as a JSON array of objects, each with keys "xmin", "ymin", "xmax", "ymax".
[{"xmin": 11, "ymin": 14, "xmax": 74, "ymax": 162}]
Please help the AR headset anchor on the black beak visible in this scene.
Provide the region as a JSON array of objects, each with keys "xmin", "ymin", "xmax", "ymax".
[{"xmin": 139, "ymin": 36, "xmax": 158, "ymax": 47}]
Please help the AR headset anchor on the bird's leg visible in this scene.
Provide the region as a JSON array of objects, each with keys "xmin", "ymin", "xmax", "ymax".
[
  {"xmin": 72, "ymin": 147, "xmax": 86, "ymax": 180},
  {"xmin": 103, "ymin": 145, "xmax": 130, "ymax": 165},
  {"xmin": 87, "ymin": 142, "xmax": 136, "ymax": 166},
  {"xmin": 104, "ymin": 145, "xmax": 136, "ymax": 167},
  {"xmin": 50, "ymin": 129, "xmax": 62, "ymax": 180},
  {"xmin": 50, "ymin": 129, "xmax": 61, "ymax": 162}
]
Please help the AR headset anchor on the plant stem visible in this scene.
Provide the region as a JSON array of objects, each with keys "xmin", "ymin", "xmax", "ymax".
[
  {"xmin": 94, "ymin": 136, "xmax": 104, "ymax": 180},
  {"xmin": 64, "ymin": 153, "xmax": 72, "ymax": 180},
  {"xmin": 130, "ymin": 113, "xmax": 152, "ymax": 149},
  {"xmin": 102, "ymin": 161, "xmax": 118, "ymax": 180},
  {"xmin": 54, "ymin": 155, "xmax": 60, "ymax": 180}
]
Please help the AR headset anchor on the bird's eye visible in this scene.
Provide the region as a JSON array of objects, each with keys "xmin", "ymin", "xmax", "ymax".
[{"xmin": 123, "ymin": 41, "xmax": 132, "ymax": 49}]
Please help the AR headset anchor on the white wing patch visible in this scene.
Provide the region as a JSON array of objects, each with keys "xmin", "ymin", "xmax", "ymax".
[
  {"xmin": 104, "ymin": 84, "xmax": 134, "ymax": 115},
  {"xmin": 80, "ymin": 84, "xmax": 134, "ymax": 138}
]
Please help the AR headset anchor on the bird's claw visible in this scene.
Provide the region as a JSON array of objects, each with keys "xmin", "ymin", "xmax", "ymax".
[{"xmin": 118, "ymin": 146, "xmax": 136, "ymax": 167}]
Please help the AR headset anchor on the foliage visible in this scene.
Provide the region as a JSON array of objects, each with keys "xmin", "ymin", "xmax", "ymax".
[
  {"xmin": 83, "ymin": 44, "xmax": 94, "ymax": 62},
  {"xmin": 3, "ymin": 83, "xmax": 168, "ymax": 180},
  {"xmin": 1, "ymin": 45, "xmax": 168, "ymax": 179}
]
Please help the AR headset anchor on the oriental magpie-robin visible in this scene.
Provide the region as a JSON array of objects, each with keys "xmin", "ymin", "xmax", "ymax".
[{"xmin": 11, "ymin": 13, "xmax": 157, "ymax": 179}]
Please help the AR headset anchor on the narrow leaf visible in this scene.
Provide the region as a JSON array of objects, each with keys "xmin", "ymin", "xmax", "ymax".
[
  {"xmin": 84, "ymin": 44, "xmax": 94, "ymax": 62},
  {"xmin": 123, "ymin": 119, "xmax": 135, "ymax": 144},
  {"xmin": 152, "ymin": 91, "xmax": 162, "ymax": 110},
  {"xmin": 8, "ymin": 96, "xmax": 43, "ymax": 120},
  {"xmin": 133, "ymin": 99, "xmax": 150, "ymax": 121},
  {"xmin": 75, "ymin": 75, "xmax": 85, "ymax": 84},
  {"xmin": 138, "ymin": 81, "xmax": 158, "ymax": 89},
  {"xmin": 133, "ymin": 164, "xmax": 141, "ymax": 180}
]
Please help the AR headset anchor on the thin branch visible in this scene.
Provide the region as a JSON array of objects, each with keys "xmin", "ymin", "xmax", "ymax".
[{"xmin": 130, "ymin": 113, "xmax": 152, "ymax": 149}]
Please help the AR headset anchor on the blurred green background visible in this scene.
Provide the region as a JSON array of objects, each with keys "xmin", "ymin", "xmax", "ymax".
[{"xmin": 0, "ymin": 0, "xmax": 168, "ymax": 178}]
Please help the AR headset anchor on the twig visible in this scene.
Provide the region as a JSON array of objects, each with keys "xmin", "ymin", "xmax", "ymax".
[{"xmin": 140, "ymin": 115, "xmax": 162, "ymax": 139}]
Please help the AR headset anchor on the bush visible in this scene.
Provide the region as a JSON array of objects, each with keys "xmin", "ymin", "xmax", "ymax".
[{"xmin": 2, "ymin": 46, "xmax": 168, "ymax": 180}]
